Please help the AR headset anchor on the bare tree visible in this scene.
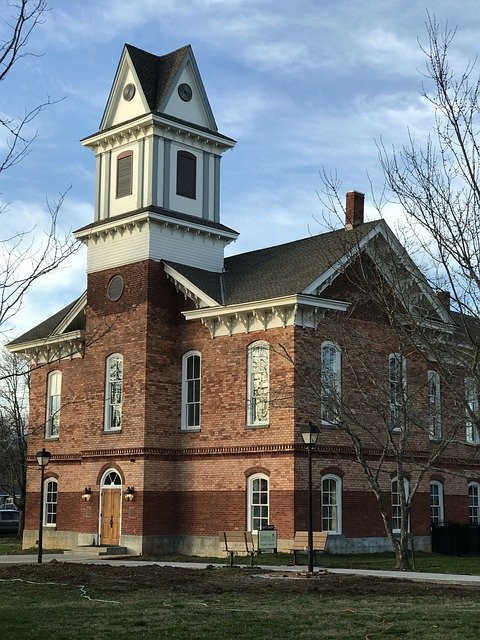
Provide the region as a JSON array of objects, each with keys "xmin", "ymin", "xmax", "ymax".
[
  {"xmin": 301, "ymin": 16, "xmax": 480, "ymax": 570},
  {"xmin": 0, "ymin": 349, "xmax": 28, "ymax": 533},
  {"xmin": 0, "ymin": 1, "xmax": 79, "ymax": 339}
]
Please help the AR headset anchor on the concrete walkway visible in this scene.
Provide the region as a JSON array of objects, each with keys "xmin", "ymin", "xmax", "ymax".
[{"xmin": 1, "ymin": 553, "xmax": 480, "ymax": 586}]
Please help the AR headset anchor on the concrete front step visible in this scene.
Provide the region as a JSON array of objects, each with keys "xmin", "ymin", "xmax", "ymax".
[{"xmin": 64, "ymin": 545, "xmax": 130, "ymax": 557}]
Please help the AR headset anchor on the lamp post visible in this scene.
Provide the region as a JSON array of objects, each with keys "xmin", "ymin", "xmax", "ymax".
[
  {"xmin": 301, "ymin": 422, "xmax": 320, "ymax": 574},
  {"xmin": 36, "ymin": 448, "xmax": 51, "ymax": 564}
]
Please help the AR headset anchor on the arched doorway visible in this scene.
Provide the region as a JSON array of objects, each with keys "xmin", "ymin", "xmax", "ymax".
[{"xmin": 100, "ymin": 469, "xmax": 122, "ymax": 545}]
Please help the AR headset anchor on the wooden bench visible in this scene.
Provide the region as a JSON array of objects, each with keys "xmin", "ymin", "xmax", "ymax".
[
  {"xmin": 218, "ymin": 530, "xmax": 256, "ymax": 567},
  {"xmin": 290, "ymin": 531, "xmax": 328, "ymax": 565}
]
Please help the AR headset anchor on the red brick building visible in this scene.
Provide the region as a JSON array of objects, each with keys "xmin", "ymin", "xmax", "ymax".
[{"xmin": 8, "ymin": 44, "xmax": 480, "ymax": 555}]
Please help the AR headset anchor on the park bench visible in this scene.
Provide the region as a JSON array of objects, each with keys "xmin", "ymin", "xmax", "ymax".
[
  {"xmin": 290, "ymin": 531, "xmax": 328, "ymax": 565},
  {"xmin": 218, "ymin": 530, "xmax": 257, "ymax": 567}
]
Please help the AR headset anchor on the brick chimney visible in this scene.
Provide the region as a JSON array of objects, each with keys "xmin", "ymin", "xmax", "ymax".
[
  {"xmin": 345, "ymin": 191, "xmax": 365, "ymax": 229},
  {"xmin": 436, "ymin": 290, "xmax": 451, "ymax": 312}
]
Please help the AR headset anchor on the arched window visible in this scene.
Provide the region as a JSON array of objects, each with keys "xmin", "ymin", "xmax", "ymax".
[
  {"xmin": 468, "ymin": 482, "xmax": 480, "ymax": 524},
  {"xmin": 430, "ymin": 481, "xmax": 444, "ymax": 524},
  {"xmin": 46, "ymin": 370, "xmax": 61, "ymax": 438},
  {"xmin": 465, "ymin": 378, "xmax": 480, "ymax": 444},
  {"xmin": 176, "ymin": 150, "xmax": 196, "ymax": 199},
  {"xmin": 321, "ymin": 474, "xmax": 342, "ymax": 534},
  {"xmin": 428, "ymin": 370, "xmax": 441, "ymax": 440},
  {"xmin": 116, "ymin": 151, "xmax": 133, "ymax": 198},
  {"xmin": 391, "ymin": 477, "xmax": 409, "ymax": 533},
  {"xmin": 247, "ymin": 474, "xmax": 269, "ymax": 532},
  {"xmin": 320, "ymin": 341, "xmax": 341, "ymax": 425},
  {"xmin": 44, "ymin": 479, "xmax": 58, "ymax": 527},
  {"xmin": 247, "ymin": 341, "xmax": 270, "ymax": 426},
  {"xmin": 389, "ymin": 353, "xmax": 407, "ymax": 431},
  {"xmin": 101, "ymin": 469, "xmax": 122, "ymax": 487},
  {"xmin": 181, "ymin": 351, "xmax": 201, "ymax": 430},
  {"xmin": 104, "ymin": 354, "xmax": 123, "ymax": 431}
]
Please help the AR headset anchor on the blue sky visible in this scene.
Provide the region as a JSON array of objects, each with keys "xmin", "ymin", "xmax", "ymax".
[{"xmin": 2, "ymin": 0, "xmax": 480, "ymax": 338}]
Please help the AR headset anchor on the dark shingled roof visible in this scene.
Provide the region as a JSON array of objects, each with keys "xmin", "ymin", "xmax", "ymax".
[
  {"xmin": 8, "ymin": 221, "xmax": 380, "ymax": 347},
  {"xmin": 125, "ymin": 43, "xmax": 191, "ymax": 115},
  {"xmin": 168, "ymin": 221, "xmax": 380, "ymax": 306},
  {"xmin": 8, "ymin": 296, "xmax": 85, "ymax": 346}
]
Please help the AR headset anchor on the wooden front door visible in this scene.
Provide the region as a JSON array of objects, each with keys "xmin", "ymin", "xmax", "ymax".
[{"xmin": 100, "ymin": 489, "xmax": 121, "ymax": 545}]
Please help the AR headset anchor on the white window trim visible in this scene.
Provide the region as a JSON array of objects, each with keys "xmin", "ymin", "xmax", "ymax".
[
  {"xmin": 430, "ymin": 481, "xmax": 444, "ymax": 524},
  {"xmin": 44, "ymin": 478, "xmax": 58, "ymax": 528},
  {"xmin": 181, "ymin": 350, "xmax": 201, "ymax": 431},
  {"xmin": 46, "ymin": 370, "xmax": 61, "ymax": 439},
  {"xmin": 468, "ymin": 482, "xmax": 480, "ymax": 524},
  {"xmin": 389, "ymin": 353, "xmax": 407, "ymax": 432},
  {"xmin": 391, "ymin": 477, "xmax": 410, "ymax": 534},
  {"xmin": 247, "ymin": 473, "xmax": 269, "ymax": 533},
  {"xmin": 104, "ymin": 353, "xmax": 123, "ymax": 432},
  {"xmin": 321, "ymin": 474, "xmax": 342, "ymax": 534},
  {"xmin": 246, "ymin": 341, "xmax": 270, "ymax": 427},
  {"xmin": 320, "ymin": 341, "xmax": 341, "ymax": 426},
  {"xmin": 465, "ymin": 377, "xmax": 480, "ymax": 444}
]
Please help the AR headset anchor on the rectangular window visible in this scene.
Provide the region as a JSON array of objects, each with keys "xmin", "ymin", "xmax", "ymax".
[
  {"xmin": 321, "ymin": 476, "xmax": 341, "ymax": 533},
  {"xmin": 428, "ymin": 370, "xmax": 441, "ymax": 440},
  {"xmin": 46, "ymin": 371, "xmax": 61, "ymax": 438},
  {"xmin": 469, "ymin": 484, "xmax": 480, "ymax": 524},
  {"xmin": 430, "ymin": 482, "xmax": 444, "ymax": 524},
  {"xmin": 465, "ymin": 377, "xmax": 480, "ymax": 444},
  {"xmin": 105, "ymin": 355, "xmax": 123, "ymax": 431},
  {"xmin": 116, "ymin": 151, "xmax": 133, "ymax": 198},
  {"xmin": 391, "ymin": 478, "xmax": 409, "ymax": 533},
  {"xmin": 176, "ymin": 150, "xmax": 196, "ymax": 199},
  {"xmin": 389, "ymin": 353, "xmax": 406, "ymax": 431},
  {"xmin": 248, "ymin": 476, "xmax": 269, "ymax": 532},
  {"xmin": 182, "ymin": 352, "xmax": 201, "ymax": 430},
  {"xmin": 321, "ymin": 342, "xmax": 341, "ymax": 425},
  {"xmin": 44, "ymin": 480, "xmax": 58, "ymax": 526},
  {"xmin": 247, "ymin": 342, "xmax": 269, "ymax": 426}
]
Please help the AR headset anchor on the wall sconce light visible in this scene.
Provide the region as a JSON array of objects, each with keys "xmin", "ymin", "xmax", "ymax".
[
  {"xmin": 124, "ymin": 486, "xmax": 135, "ymax": 501},
  {"xmin": 82, "ymin": 487, "xmax": 92, "ymax": 502}
]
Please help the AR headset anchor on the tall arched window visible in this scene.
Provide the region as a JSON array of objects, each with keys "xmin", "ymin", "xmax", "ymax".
[
  {"xmin": 430, "ymin": 481, "xmax": 444, "ymax": 524},
  {"xmin": 465, "ymin": 378, "xmax": 480, "ymax": 444},
  {"xmin": 468, "ymin": 482, "xmax": 480, "ymax": 524},
  {"xmin": 247, "ymin": 474, "xmax": 269, "ymax": 532},
  {"xmin": 104, "ymin": 354, "xmax": 123, "ymax": 431},
  {"xmin": 44, "ymin": 478, "xmax": 58, "ymax": 527},
  {"xmin": 181, "ymin": 351, "xmax": 201, "ymax": 430},
  {"xmin": 176, "ymin": 150, "xmax": 196, "ymax": 199},
  {"xmin": 46, "ymin": 370, "xmax": 61, "ymax": 438},
  {"xmin": 321, "ymin": 474, "xmax": 342, "ymax": 534},
  {"xmin": 116, "ymin": 151, "xmax": 133, "ymax": 198},
  {"xmin": 320, "ymin": 341, "xmax": 341, "ymax": 425},
  {"xmin": 247, "ymin": 341, "xmax": 270, "ymax": 426},
  {"xmin": 389, "ymin": 353, "xmax": 407, "ymax": 431},
  {"xmin": 391, "ymin": 477, "xmax": 409, "ymax": 533},
  {"xmin": 428, "ymin": 370, "xmax": 441, "ymax": 440}
]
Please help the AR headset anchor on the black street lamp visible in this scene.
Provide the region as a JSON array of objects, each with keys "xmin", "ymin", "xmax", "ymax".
[
  {"xmin": 36, "ymin": 448, "xmax": 51, "ymax": 564},
  {"xmin": 300, "ymin": 422, "xmax": 320, "ymax": 574}
]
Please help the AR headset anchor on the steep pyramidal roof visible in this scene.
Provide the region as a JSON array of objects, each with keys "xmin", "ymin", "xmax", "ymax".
[{"xmin": 125, "ymin": 43, "xmax": 191, "ymax": 115}]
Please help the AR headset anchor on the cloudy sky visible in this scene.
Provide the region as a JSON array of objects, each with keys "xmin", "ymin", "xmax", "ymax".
[{"xmin": 2, "ymin": 0, "xmax": 480, "ymax": 339}]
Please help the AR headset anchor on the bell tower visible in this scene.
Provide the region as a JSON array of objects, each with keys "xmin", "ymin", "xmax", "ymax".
[{"xmin": 75, "ymin": 44, "xmax": 238, "ymax": 274}]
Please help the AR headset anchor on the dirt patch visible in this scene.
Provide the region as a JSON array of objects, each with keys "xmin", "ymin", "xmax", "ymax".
[{"xmin": 0, "ymin": 562, "xmax": 475, "ymax": 597}]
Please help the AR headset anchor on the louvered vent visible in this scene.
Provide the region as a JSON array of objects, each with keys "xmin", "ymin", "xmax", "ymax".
[
  {"xmin": 116, "ymin": 151, "xmax": 133, "ymax": 198},
  {"xmin": 176, "ymin": 150, "xmax": 196, "ymax": 199}
]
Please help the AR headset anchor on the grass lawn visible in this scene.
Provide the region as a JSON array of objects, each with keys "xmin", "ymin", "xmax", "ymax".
[
  {"xmin": 3, "ymin": 534, "xmax": 480, "ymax": 574},
  {"xmin": 1, "ymin": 563, "xmax": 480, "ymax": 640}
]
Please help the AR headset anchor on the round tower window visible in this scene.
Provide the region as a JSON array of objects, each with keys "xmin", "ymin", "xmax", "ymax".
[{"xmin": 107, "ymin": 275, "xmax": 124, "ymax": 301}]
